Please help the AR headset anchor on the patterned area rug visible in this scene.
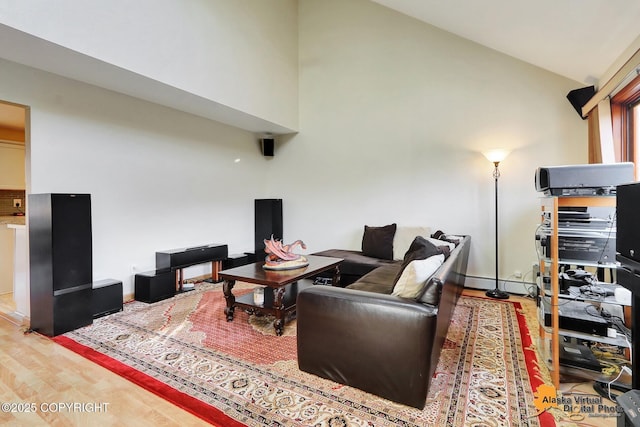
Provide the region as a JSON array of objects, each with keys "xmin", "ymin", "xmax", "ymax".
[{"xmin": 54, "ymin": 283, "xmax": 555, "ymax": 426}]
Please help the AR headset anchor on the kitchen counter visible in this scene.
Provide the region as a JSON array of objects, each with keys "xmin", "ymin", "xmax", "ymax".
[{"xmin": 0, "ymin": 215, "xmax": 25, "ymax": 226}]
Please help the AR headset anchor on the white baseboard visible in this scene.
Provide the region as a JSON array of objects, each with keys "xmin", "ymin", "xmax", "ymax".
[{"xmin": 464, "ymin": 275, "xmax": 537, "ymax": 297}]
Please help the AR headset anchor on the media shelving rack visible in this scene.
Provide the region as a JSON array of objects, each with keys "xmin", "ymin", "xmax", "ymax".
[{"xmin": 538, "ymin": 196, "xmax": 630, "ymax": 389}]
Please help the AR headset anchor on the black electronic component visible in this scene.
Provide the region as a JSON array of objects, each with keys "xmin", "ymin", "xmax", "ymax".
[
  {"xmin": 260, "ymin": 138, "xmax": 275, "ymax": 156},
  {"xmin": 615, "ymin": 389, "xmax": 640, "ymax": 426},
  {"xmin": 156, "ymin": 244, "xmax": 228, "ymax": 270},
  {"xmin": 558, "ymin": 342, "xmax": 602, "ymax": 371},
  {"xmin": 255, "ymin": 199, "xmax": 283, "ymax": 261},
  {"xmin": 618, "ymin": 182, "xmax": 640, "ymax": 264},
  {"xmin": 92, "ymin": 279, "xmax": 123, "ymax": 318},
  {"xmin": 566, "ymin": 86, "xmax": 595, "ymax": 119},
  {"xmin": 134, "ymin": 270, "xmax": 176, "ymax": 303},
  {"xmin": 28, "ymin": 193, "xmax": 93, "ymax": 337},
  {"xmin": 540, "ymin": 298, "xmax": 609, "ymax": 336},
  {"xmin": 534, "ymin": 162, "xmax": 634, "ymax": 196},
  {"xmin": 222, "ymin": 253, "xmax": 250, "ymax": 270}
]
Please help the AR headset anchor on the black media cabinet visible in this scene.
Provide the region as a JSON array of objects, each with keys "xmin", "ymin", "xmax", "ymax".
[
  {"xmin": 135, "ymin": 244, "xmax": 242, "ymax": 304},
  {"xmin": 156, "ymin": 243, "xmax": 228, "ymax": 291}
]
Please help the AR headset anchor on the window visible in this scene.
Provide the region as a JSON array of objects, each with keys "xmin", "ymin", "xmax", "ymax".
[{"xmin": 611, "ymin": 74, "xmax": 640, "ymax": 179}]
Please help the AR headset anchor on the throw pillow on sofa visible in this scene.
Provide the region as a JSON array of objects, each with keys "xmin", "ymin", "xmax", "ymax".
[
  {"xmin": 361, "ymin": 223, "xmax": 396, "ymax": 260},
  {"xmin": 431, "ymin": 230, "xmax": 464, "ymax": 246},
  {"xmin": 392, "ymin": 254, "xmax": 445, "ymax": 300},
  {"xmin": 391, "ymin": 236, "xmax": 447, "ymax": 300},
  {"xmin": 428, "ymin": 237, "xmax": 455, "ymax": 252},
  {"xmin": 392, "ymin": 226, "xmax": 432, "ymax": 260}
]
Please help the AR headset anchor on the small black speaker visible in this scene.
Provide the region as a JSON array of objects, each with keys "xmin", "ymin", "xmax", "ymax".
[
  {"xmin": 566, "ymin": 86, "xmax": 595, "ymax": 119},
  {"xmin": 261, "ymin": 138, "xmax": 275, "ymax": 156},
  {"xmin": 92, "ymin": 279, "xmax": 123, "ymax": 318},
  {"xmin": 134, "ymin": 270, "xmax": 175, "ymax": 303}
]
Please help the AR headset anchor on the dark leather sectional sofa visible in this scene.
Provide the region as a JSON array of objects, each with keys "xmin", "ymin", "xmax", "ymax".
[
  {"xmin": 297, "ymin": 235, "xmax": 471, "ymax": 409},
  {"xmin": 311, "ymin": 247, "xmax": 400, "ymax": 286}
]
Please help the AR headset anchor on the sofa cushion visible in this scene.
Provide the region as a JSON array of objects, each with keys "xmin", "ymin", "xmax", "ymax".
[
  {"xmin": 346, "ymin": 263, "xmax": 400, "ymax": 294},
  {"xmin": 391, "ymin": 236, "xmax": 447, "ymax": 299},
  {"xmin": 393, "ymin": 226, "xmax": 432, "ymax": 260},
  {"xmin": 312, "ymin": 249, "xmax": 399, "ymax": 278},
  {"xmin": 361, "ymin": 223, "xmax": 396, "ymax": 260}
]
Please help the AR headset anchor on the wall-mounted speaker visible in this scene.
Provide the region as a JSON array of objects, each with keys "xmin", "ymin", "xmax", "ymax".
[
  {"xmin": 566, "ymin": 86, "xmax": 595, "ymax": 119},
  {"xmin": 261, "ymin": 138, "xmax": 275, "ymax": 157}
]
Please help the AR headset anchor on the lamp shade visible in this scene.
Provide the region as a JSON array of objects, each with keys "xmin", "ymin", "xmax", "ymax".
[{"xmin": 482, "ymin": 149, "xmax": 509, "ymax": 164}]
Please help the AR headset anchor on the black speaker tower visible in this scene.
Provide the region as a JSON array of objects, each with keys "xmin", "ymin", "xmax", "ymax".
[
  {"xmin": 255, "ymin": 199, "xmax": 283, "ymax": 261},
  {"xmin": 29, "ymin": 193, "xmax": 94, "ymax": 336}
]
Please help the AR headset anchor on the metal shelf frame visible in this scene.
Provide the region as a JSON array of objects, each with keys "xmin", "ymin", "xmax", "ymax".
[{"xmin": 538, "ymin": 196, "xmax": 620, "ymax": 389}]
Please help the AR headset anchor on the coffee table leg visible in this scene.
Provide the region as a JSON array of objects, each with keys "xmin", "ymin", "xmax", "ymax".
[
  {"xmin": 223, "ymin": 279, "xmax": 236, "ymax": 321},
  {"xmin": 332, "ymin": 265, "xmax": 341, "ymax": 287},
  {"xmin": 273, "ymin": 287, "xmax": 286, "ymax": 336}
]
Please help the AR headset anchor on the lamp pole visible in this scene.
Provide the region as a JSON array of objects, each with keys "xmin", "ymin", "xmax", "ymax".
[{"xmin": 486, "ymin": 160, "xmax": 509, "ymax": 299}]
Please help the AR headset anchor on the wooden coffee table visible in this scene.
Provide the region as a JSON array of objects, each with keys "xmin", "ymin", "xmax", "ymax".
[{"xmin": 219, "ymin": 255, "xmax": 342, "ymax": 336}]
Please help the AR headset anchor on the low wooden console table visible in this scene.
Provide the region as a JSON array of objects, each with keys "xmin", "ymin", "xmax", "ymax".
[{"xmin": 219, "ymin": 255, "xmax": 342, "ymax": 336}]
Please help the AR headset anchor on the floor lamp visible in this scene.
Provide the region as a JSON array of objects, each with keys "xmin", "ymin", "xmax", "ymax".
[{"xmin": 483, "ymin": 149, "xmax": 509, "ymax": 300}]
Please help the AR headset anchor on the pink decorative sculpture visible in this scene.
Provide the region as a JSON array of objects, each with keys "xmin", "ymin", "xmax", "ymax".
[{"xmin": 263, "ymin": 237, "xmax": 309, "ymax": 270}]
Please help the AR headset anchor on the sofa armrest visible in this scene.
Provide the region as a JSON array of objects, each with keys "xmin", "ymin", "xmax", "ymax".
[{"xmin": 297, "ymin": 286, "xmax": 438, "ymax": 408}]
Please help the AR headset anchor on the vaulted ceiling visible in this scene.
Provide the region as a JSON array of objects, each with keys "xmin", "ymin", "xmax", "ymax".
[
  {"xmin": 2, "ymin": 1, "xmax": 640, "ymax": 137},
  {"xmin": 372, "ymin": 0, "xmax": 640, "ymax": 85}
]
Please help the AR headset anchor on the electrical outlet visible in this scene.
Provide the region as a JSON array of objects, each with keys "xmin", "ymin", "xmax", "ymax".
[
  {"xmin": 514, "ymin": 270, "xmax": 522, "ymax": 279},
  {"xmin": 532, "ymin": 262, "xmax": 540, "ymax": 277},
  {"xmin": 13, "ymin": 199, "xmax": 22, "ymax": 208}
]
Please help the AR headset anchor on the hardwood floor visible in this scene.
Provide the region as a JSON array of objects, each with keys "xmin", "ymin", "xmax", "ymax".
[
  {"xmin": 0, "ymin": 307, "xmax": 209, "ymax": 426},
  {"xmin": 0, "ymin": 289, "xmax": 620, "ymax": 426}
]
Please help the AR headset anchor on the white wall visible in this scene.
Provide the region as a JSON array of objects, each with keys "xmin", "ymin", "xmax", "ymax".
[
  {"xmin": 0, "ymin": 0, "xmax": 299, "ymax": 131},
  {"xmin": 275, "ymin": 0, "xmax": 588, "ymax": 288},
  {"xmin": 0, "ymin": 0, "xmax": 593, "ymax": 298},
  {"xmin": 0, "ymin": 58, "xmax": 272, "ymax": 295}
]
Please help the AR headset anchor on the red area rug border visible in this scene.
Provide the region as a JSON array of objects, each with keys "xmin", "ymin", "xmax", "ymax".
[
  {"xmin": 472, "ymin": 295, "xmax": 555, "ymax": 426},
  {"xmin": 52, "ymin": 335, "xmax": 245, "ymax": 427}
]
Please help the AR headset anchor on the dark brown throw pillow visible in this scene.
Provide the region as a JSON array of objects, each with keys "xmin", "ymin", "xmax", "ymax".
[
  {"xmin": 361, "ymin": 223, "xmax": 397, "ymax": 260},
  {"xmin": 393, "ymin": 236, "xmax": 444, "ymax": 285},
  {"xmin": 438, "ymin": 245, "xmax": 451, "ymax": 259},
  {"xmin": 431, "ymin": 229, "xmax": 462, "ymax": 246},
  {"xmin": 431, "ymin": 230, "xmax": 445, "ymax": 239}
]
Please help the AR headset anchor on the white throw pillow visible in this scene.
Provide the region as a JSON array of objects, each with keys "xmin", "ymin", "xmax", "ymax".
[
  {"xmin": 393, "ymin": 226, "xmax": 432, "ymax": 260},
  {"xmin": 392, "ymin": 254, "xmax": 445, "ymax": 299}
]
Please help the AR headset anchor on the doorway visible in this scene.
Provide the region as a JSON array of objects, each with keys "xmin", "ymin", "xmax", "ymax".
[{"xmin": 0, "ymin": 100, "xmax": 29, "ymax": 326}]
